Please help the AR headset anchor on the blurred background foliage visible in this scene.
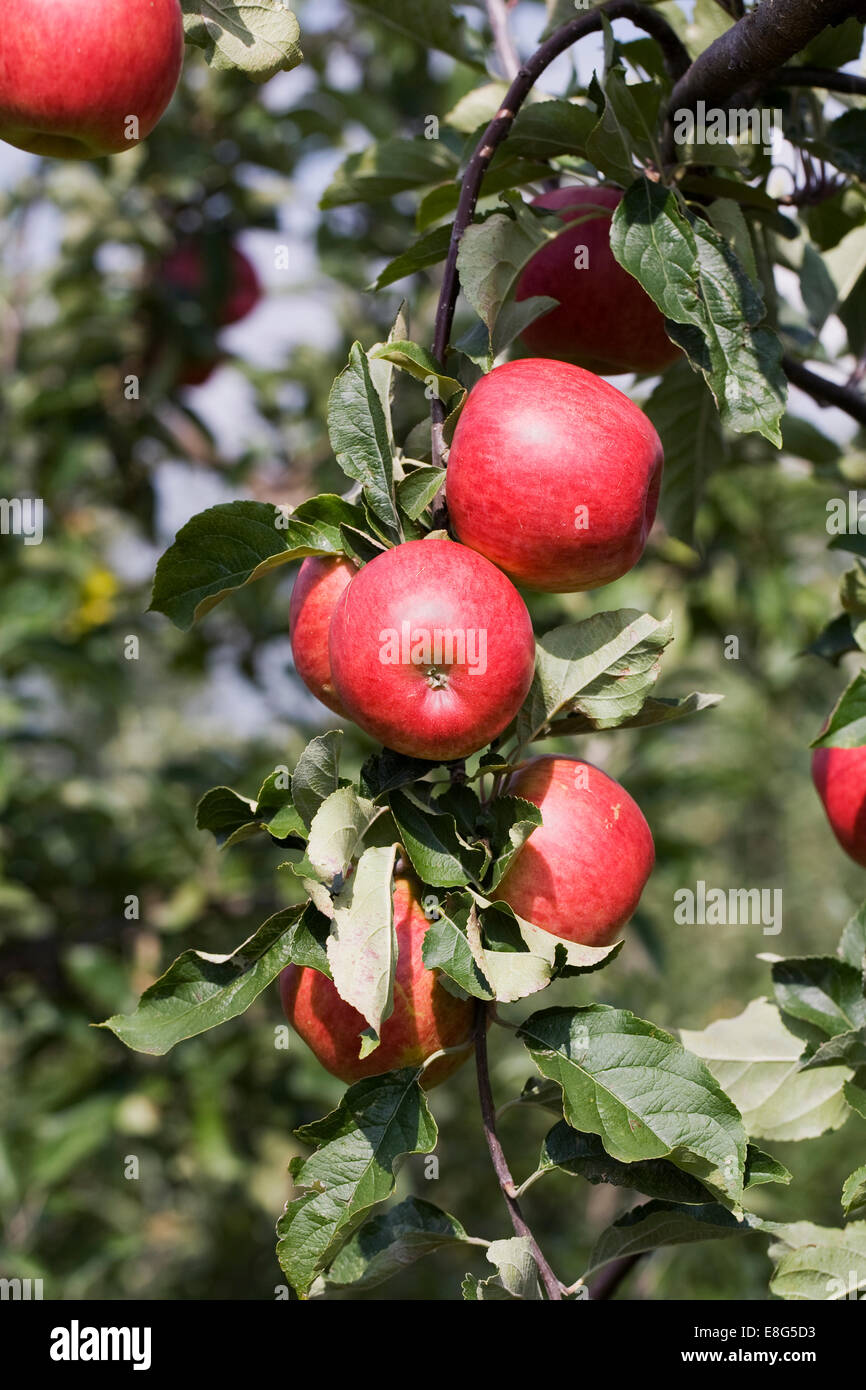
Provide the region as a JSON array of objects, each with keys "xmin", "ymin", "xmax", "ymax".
[{"xmin": 1, "ymin": 0, "xmax": 865, "ymax": 1301}]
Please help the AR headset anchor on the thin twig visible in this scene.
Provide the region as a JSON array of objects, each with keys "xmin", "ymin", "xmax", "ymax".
[
  {"xmin": 776, "ymin": 64, "xmax": 866, "ymax": 97},
  {"xmin": 588, "ymin": 1252, "xmax": 643, "ymax": 1300},
  {"xmin": 783, "ymin": 354, "xmax": 866, "ymax": 428},
  {"xmin": 474, "ymin": 1000, "xmax": 564, "ymax": 1300},
  {"xmin": 486, "ymin": 0, "xmax": 520, "ymax": 81}
]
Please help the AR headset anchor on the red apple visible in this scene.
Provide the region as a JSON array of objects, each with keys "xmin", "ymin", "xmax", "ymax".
[
  {"xmin": 290, "ymin": 556, "xmax": 356, "ymax": 717},
  {"xmin": 812, "ymin": 745, "xmax": 866, "ymax": 867},
  {"xmin": 0, "ymin": 0, "xmax": 184, "ymax": 159},
  {"xmin": 161, "ymin": 242, "xmax": 262, "ymax": 327},
  {"xmin": 328, "ymin": 538, "xmax": 536, "ymax": 761},
  {"xmin": 446, "ymin": 358, "xmax": 663, "ymax": 592},
  {"xmin": 515, "ymin": 185, "xmax": 680, "ymax": 375},
  {"xmin": 159, "ymin": 240, "xmax": 262, "ymax": 385},
  {"xmin": 280, "ymin": 874, "xmax": 476, "ymax": 1087},
  {"xmin": 491, "ymin": 755, "xmax": 655, "ymax": 947}
]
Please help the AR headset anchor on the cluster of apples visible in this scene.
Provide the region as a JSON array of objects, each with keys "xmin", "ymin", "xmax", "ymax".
[{"xmin": 284, "ymin": 195, "xmax": 671, "ymax": 1084}]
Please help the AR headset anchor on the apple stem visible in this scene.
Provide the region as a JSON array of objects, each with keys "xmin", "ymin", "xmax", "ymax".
[
  {"xmin": 473, "ymin": 998, "xmax": 565, "ymax": 1300},
  {"xmin": 429, "ymin": 0, "xmax": 690, "ymax": 471}
]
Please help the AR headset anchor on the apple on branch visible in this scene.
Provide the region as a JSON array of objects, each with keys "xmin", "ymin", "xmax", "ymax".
[
  {"xmin": 515, "ymin": 185, "xmax": 681, "ymax": 375},
  {"xmin": 446, "ymin": 358, "xmax": 663, "ymax": 593},
  {"xmin": 280, "ymin": 874, "xmax": 476, "ymax": 1087},
  {"xmin": 812, "ymin": 744, "xmax": 866, "ymax": 868},
  {"xmin": 0, "ymin": 0, "xmax": 184, "ymax": 159},
  {"xmin": 290, "ymin": 556, "xmax": 356, "ymax": 717},
  {"xmin": 492, "ymin": 756, "xmax": 655, "ymax": 947},
  {"xmin": 328, "ymin": 537, "xmax": 536, "ymax": 761}
]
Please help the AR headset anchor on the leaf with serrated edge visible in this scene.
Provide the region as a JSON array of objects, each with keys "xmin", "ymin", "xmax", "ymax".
[
  {"xmin": 98, "ymin": 904, "xmax": 328, "ymax": 1055},
  {"xmin": 181, "ymin": 0, "xmax": 302, "ymax": 80},
  {"xmin": 328, "ymin": 344, "xmax": 399, "ymax": 532},
  {"xmin": 277, "ymin": 1069, "xmax": 438, "ymax": 1297},
  {"xmin": 389, "ymin": 788, "xmax": 486, "ymax": 888},
  {"xmin": 768, "ymin": 1221, "xmax": 866, "ymax": 1300},
  {"xmin": 150, "ymin": 497, "xmax": 360, "ymax": 630},
  {"xmin": 842, "ymin": 1166, "xmax": 866, "ymax": 1219},
  {"xmin": 610, "ymin": 178, "xmax": 786, "ymax": 445},
  {"xmin": 328, "ymin": 845, "xmax": 399, "ymax": 1046},
  {"xmin": 325, "ymin": 1196, "xmax": 483, "ymax": 1289},
  {"xmin": 681, "ymin": 998, "xmax": 852, "ymax": 1142},
  {"xmin": 519, "ymin": 1004, "xmax": 747, "ymax": 1198},
  {"xmin": 292, "ymin": 731, "xmax": 343, "ymax": 829},
  {"xmin": 307, "ymin": 786, "xmax": 380, "ymax": 883},
  {"xmin": 513, "ymin": 610, "xmax": 672, "ymax": 748},
  {"xmin": 584, "ymin": 1201, "xmax": 753, "ymax": 1280}
]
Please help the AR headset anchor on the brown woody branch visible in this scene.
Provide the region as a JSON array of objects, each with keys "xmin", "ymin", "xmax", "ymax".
[{"xmin": 474, "ymin": 1000, "xmax": 565, "ymax": 1300}]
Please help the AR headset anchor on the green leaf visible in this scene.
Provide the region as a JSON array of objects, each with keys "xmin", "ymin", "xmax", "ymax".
[
  {"xmin": 505, "ymin": 100, "xmax": 596, "ymax": 162},
  {"xmin": 277, "ymin": 1070, "xmax": 438, "ymax": 1297},
  {"xmin": 644, "ymin": 359, "xmax": 725, "ymax": 545},
  {"xmin": 369, "ymin": 340, "xmax": 463, "ymax": 406},
  {"xmin": 306, "ymin": 786, "xmax": 380, "ymax": 883},
  {"xmin": 292, "ymin": 731, "xmax": 343, "ymax": 829},
  {"xmin": 420, "ymin": 894, "xmax": 494, "ymax": 1001},
  {"xmin": 325, "ymin": 1196, "xmax": 481, "ymax": 1289},
  {"xmin": 484, "ymin": 795, "xmax": 543, "ymax": 890},
  {"xmin": 681, "ymin": 998, "xmax": 853, "ymax": 1142},
  {"xmin": 586, "ymin": 70, "xmax": 655, "ymax": 185},
  {"xmin": 389, "ymin": 788, "xmax": 487, "ymax": 888},
  {"xmin": 768, "ymin": 1221, "xmax": 866, "ymax": 1300},
  {"xmin": 181, "ymin": 0, "xmax": 302, "ymax": 80},
  {"xmin": 346, "ymin": 0, "xmax": 486, "ymax": 68},
  {"xmin": 804, "ymin": 111, "xmax": 866, "ymax": 182},
  {"xmin": 534, "ymin": 1121, "xmax": 714, "ymax": 1204},
  {"xmin": 195, "ymin": 785, "xmax": 258, "ymax": 846},
  {"xmin": 255, "ymin": 770, "xmax": 306, "ymax": 841},
  {"xmin": 482, "ymin": 1237, "xmax": 542, "ymax": 1300},
  {"xmin": 550, "ymin": 692, "xmax": 722, "ymax": 738},
  {"xmin": 150, "ymin": 496, "xmax": 361, "ymax": 630},
  {"xmin": 372, "ymin": 224, "xmax": 453, "ymax": 290},
  {"xmin": 359, "ymin": 748, "xmax": 434, "ymax": 800},
  {"xmin": 514, "ymin": 610, "xmax": 673, "ymax": 748},
  {"xmin": 839, "ymin": 903, "xmax": 866, "ymax": 974},
  {"xmin": 397, "ymin": 465, "xmax": 446, "ymax": 521},
  {"xmin": 456, "ymin": 194, "xmax": 564, "ymax": 349},
  {"xmin": 321, "ymin": 138, "xmax": 458, "ymax": 208},
  {"xmin": 811, "ymin": 672, "xmax": 866, "ymax": 748},
  {"xmin": 328, "ymin": 345, "xmax": 400, "ymax": 532},
  {"xmin": 610, "ymin": 179, "xmax": 786, "ymax": 445},
  {"xmin": 842, "ymin": 1166, "xmax": 866, "ymax": 1219},
  {"xmin": 845, "ymin": 1069, "xmax": 866, "ymax": 1120},
  {"xmin": 585, "ymin": 1201, "xmax": 753, "ymax": 1280},
  {"xmin": 98, "ymin": 904, "xmax": 328, "ymax": 1055},
  {"xmin": 772, "ymin": 955, "xmax": 866, "ymax": 1043},
  {"xmin": 327, "ymin": 845, "xmax": 399, "ymax": 1046},
  {"xmin": 518, "ymin": 1005, "xmax": 747, "ymax": 1198}
]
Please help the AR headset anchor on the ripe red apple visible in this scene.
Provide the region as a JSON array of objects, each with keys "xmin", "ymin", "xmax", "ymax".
[
  {"xmin": 812, "ymin": 745, "xmax": 866, "ymax": 867},
  {"xmin": 328, "ymin": 537, "xmax": 536, "ymax": 761},
  {"xmin": 514, "ymin": 185, "xmax": 680, "ymax": 375},
  {"xmin": 280, "ymin": 874, "xmax": 476, "ymax": 1087},
  {"xmin": 161, "ymin": 242, "xmax": 262, "ymax": 327},
  {"xmin": 491, "ymin": 755, "xmax": 655, "ymax": 947},
  {"xmin": 0, "ymin": 0, "xmax": 184, "ymax": 159},
  {"xmin": 446, "ymin": 358, "xmax": 663, "ymax": 592},
  {"xmin": 159, "ymin": 240, "xmax": 263, "ymax": 385},
  {"xmin": 290, "ymin": 556, "xmax": 356, "ymax": 717}
]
